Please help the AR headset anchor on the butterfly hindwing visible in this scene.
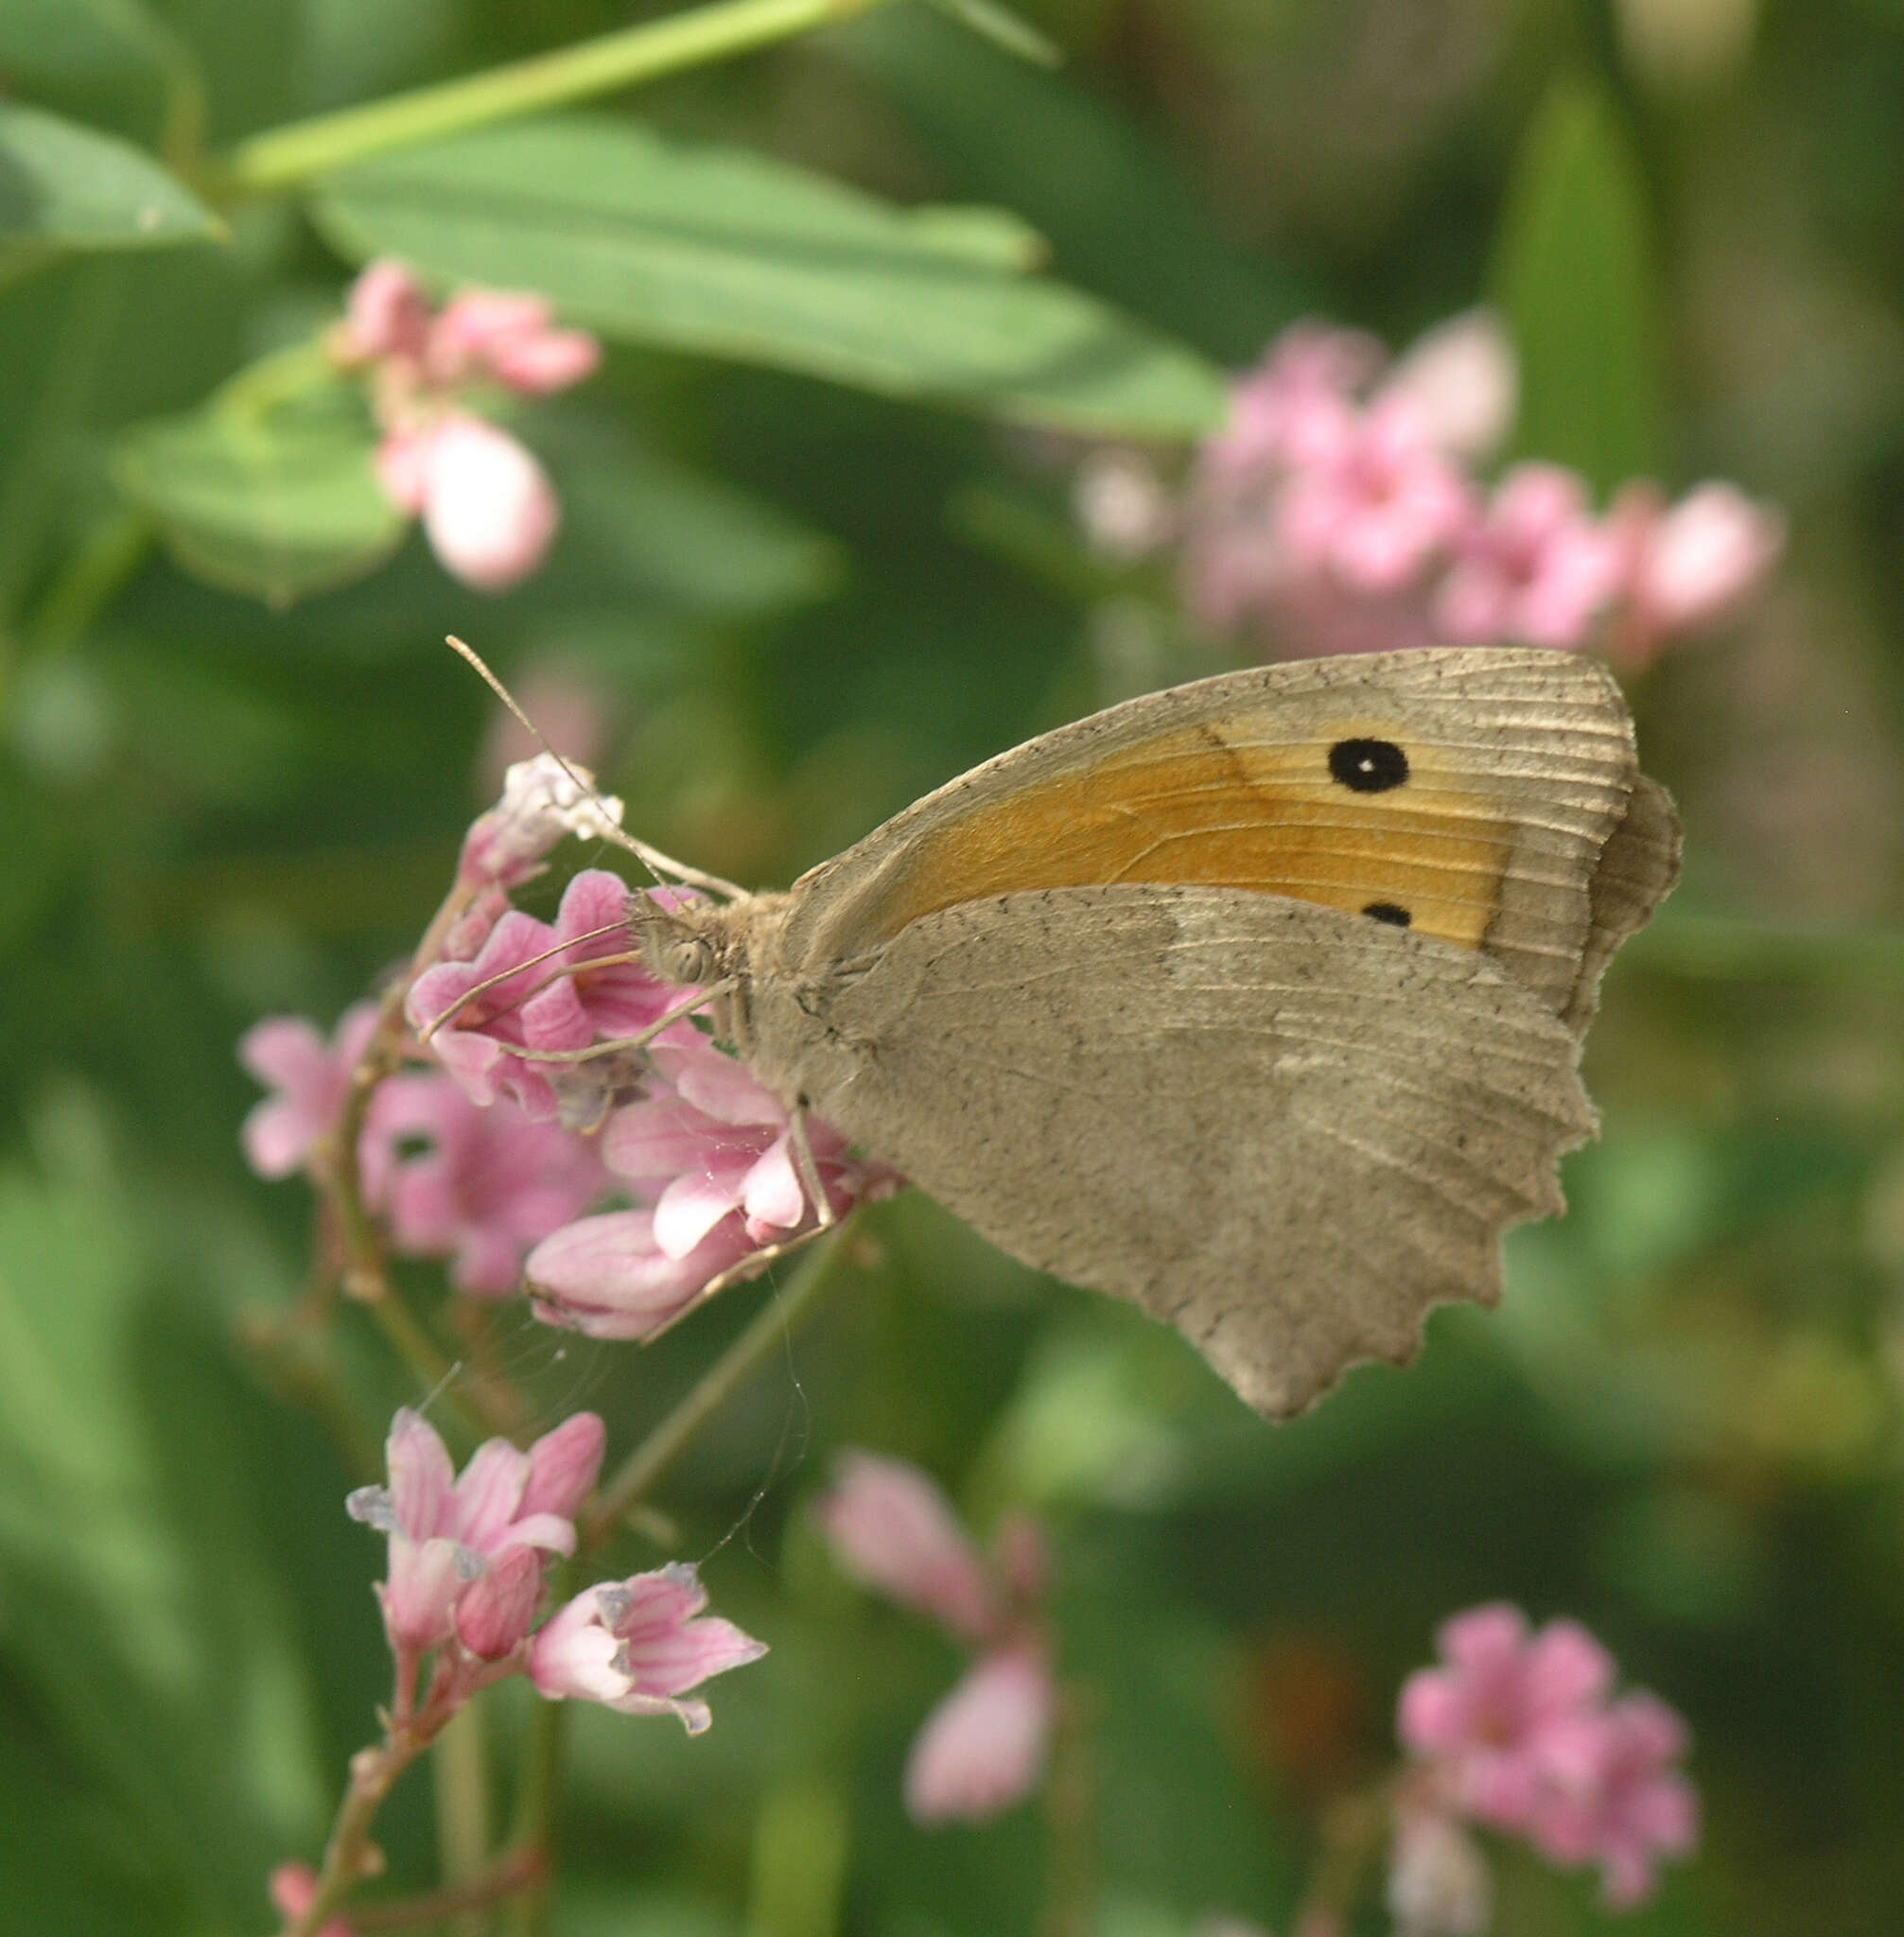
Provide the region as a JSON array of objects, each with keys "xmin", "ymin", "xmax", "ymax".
[{"xmin": 757, "ymin": 884, "xmax": 1597, "ymax": 1417}]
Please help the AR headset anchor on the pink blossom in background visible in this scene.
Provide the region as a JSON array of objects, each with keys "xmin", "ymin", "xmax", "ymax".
[
  {"xmin": 346, "ymin": 1408, "xmax": 603, "ymax": 1657},
  {"xmin": 529, "ymin": 1562, "xmax": 766, "ymax": 1734},
  {"xmin": 360, "ymin": 1070, "xmax": 603, "ymax": 1296},
  {"xmin": 331, "ymin": 257, "xmax": 600, "ymax": 592},
  {"xmin": 815, "ymin": 1450, "xmax": 1055, "ymax": 1824},
  {"xmin": 1376, "ymin": 309, "xmax": 1517, "ymax": 465},
  {"xmin": 1397, "ymin": 1602, "xmax": 1697, "ymax": 1909},
  {"xmin": 238, "ymin": 1002, "xmax": 379, "ymax": 1180},
  {"xmin": 1435, "ymin": 463, "xmax": 1621, "ymax": 649},
  {"xmin": 269, "ymin": 1862, "xmax": 354, "ymax": 1937},
  {"xmin": 1528, "ymin": 1691, "xmax": 1699, "ymax": 1908},
  {"xmin": 905, "ymin": 1639, "xmax": 1056, "ymax": 1824},
  {"xmin": 1609, "ymin": 480, "xmax": 1785, "ymax": 668},
  {"xmin": 1160, "ymin": 309, "xmax": 1779, "ymax": 666},
  {"xmin": 1271, "ymin": 398, "xmax": 1474, "ymax": 596},
  {"xmin": 815, "ymin": 1450, "xmax": 1002, "ymax": 1644},
  {"xmin": 1399, "ymin": 1602, "xmax": 1615, "ymax": 1829}
]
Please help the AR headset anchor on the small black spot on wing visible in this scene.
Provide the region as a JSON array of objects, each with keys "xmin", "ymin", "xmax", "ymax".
[
  {"xmin": 1329, "ymin": 738, "xmax": 1409, "ymax": 793},
  {"xmin": 1362, "ymin": 902, "xmax": 1411, "ymax": 928}
]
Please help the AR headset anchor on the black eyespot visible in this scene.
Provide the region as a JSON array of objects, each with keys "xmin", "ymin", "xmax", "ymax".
[
  {"xmin": 1362, "ymin": 901, "xmax": 1411, "ymax": 928},
  {"xmin": 1329, "ymin": 737, "xmax": 1409, "ymax": 793}
]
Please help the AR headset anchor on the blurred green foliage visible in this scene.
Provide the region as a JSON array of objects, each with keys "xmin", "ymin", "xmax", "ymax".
[{"xmin": 1, "ymin": 1, "xmax": 1903, "ymax": 1934}]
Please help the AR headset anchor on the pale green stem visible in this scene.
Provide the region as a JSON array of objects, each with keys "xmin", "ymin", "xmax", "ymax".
[
  {"xmin": 22, "ymin": 513, "xmax": 151, "ymax": 661},
  {"xmin": 583, "ymin": 1222, "xmax": 858, "ymax": 1545},
  {"xmin": 434, "ymin": 1703, "xmax": 494, "ymax": 1937},
  {"xmin": 223, "ymin": 0, "xmax": 900, "ymax": 194},
  {"xmin": 1039, "ymin": 1680, "xmax": 1097, "ymax": 1937}
]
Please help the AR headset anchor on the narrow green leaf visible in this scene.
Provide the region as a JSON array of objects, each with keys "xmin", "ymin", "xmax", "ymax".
[
  {"xmin": 1491, "ymin": 79, "xmax": 1666, "ymax": 494},
  {"xmin": 113, "ymin": 371, "xmax": 406, "ymax": 607},
  {"xmin": 0, "ymin": 102, "xmax": 219, "ymax": 281},
  {"xmin": 312, "ymin": 115, "xmax": 1226, "ymax": 439}
]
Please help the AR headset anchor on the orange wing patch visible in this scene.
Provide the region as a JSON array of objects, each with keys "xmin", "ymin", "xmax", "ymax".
[{"xmin": 863, "ymin": 717, "xmax": 1512, "ymax": 951}]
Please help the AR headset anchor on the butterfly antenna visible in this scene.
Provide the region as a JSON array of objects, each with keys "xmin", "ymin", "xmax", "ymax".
[{"xmin": 446, "ymin": 635, "xmax": 745, "ymax": 900}]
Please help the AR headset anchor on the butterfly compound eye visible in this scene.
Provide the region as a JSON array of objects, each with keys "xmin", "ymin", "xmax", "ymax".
[{"xmin": 1328, "ymin": 738, "xmax": 1409, "ymax": 793}]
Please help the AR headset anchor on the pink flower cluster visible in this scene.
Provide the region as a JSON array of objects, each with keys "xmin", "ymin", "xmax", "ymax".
[
  {"xmin": 1088, "ymin": 311, "xmax": 1783, "ymax": 666},
  {"xmin": 331, "ymin": 259, "xmax": 601, "ymax": 591},
  {"xmin": 816, "ymin": 1450, "xmax": 1055, "ymax": 1824},
  {"xmin": 240, "ymin": 757, "xmax": 898, "ymax": 1328},
  {"xmin": 1395, "ymin": 1603, "xmax": 1698, "ymax": 1913},
  {"xmin": 347, "ymin": 1409, "xmax": 762, "ymax": 1731}
]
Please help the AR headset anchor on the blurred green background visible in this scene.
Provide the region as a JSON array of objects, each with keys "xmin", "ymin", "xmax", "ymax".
[{"xmin": 2, "ymin": 1, "xmax": 1903, "ymax": 1932}]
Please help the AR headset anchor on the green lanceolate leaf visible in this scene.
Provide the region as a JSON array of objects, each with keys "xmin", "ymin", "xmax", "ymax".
[
  {"xmin": 0, "ymin": 102, "xmax": 219, "ymax": 282},
  {"xmin": 113, "ymin": 358, "xmax": 405, "ymax": 606},
  {"xmin": 312, "ymin": 114, "xmax": 1226, "ymax": 439},
  {"xmin": 1492, "ymin": 79, "xmax": 1666, "ymax": 495}
]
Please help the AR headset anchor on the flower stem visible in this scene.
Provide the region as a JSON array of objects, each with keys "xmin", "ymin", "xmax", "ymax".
[
  {"xmin": 222, "ymin": 0, "xmax": 900, "ymax": 195},
  {"xmin": 583, "ymin": 1221, "xmax": 857, "ymax": 1546},
  {"xmin": 433, "ymin": 1701, "xmax": 493, "ymax": 1937},
  {"xmin": 1039, "ymin": 1680, "xmax": 1098, "ymax": 1937},
  {"xmin": 1289, "ymin": 1776, "xmax": 1395, "ymax": 1937}
]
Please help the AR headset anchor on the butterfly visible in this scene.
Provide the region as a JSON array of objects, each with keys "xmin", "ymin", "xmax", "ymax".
[{"xmin": 626, "ymin": 646, "xmax": 1679, "ymax": 1418}]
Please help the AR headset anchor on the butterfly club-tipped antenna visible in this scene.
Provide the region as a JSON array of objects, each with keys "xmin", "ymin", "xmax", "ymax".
[{"xmin": 445, "ymin": 635, "xmax": 747, "ymax": 901}]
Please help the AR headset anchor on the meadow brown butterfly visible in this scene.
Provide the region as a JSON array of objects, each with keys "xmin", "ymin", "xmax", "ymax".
[{"xmin": 626, "ymin": 646, "xmax": 1679, "ymax": 1418}]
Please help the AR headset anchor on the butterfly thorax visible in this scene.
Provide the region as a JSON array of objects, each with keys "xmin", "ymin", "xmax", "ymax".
[{"xmin": 630, "ymin": 888, "xmax": 794, "ymax": 1060}]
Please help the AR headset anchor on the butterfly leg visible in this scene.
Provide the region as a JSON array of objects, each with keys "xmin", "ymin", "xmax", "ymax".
[{"xmin": 788, "ymin": 1102, "xmax": 837, "ymax": 1231}]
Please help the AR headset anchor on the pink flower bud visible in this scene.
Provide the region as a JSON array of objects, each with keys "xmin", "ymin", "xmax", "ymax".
[
  {"xmin": 1377, "ymin": 308, "xmax": 1518, "ymax": 463},
  {"xmin": 332, "ymin": 258, "xmax": 430, "ymax": 366},
  {"xmin": 270, "ymin": 1861, "xmax": 355, "ymax": 1937},
  {"xmin": 816, "ymin": 1451, "xmax": 1003, "ymax": 1647},
  {"xmin": 411, "ymin": 414, "xmax": 560, "ymax": 592},
  {"xmin": 427, "ymin": 292, "xmax": 602, "ymax": 394},
  {"xmin": 454, "ymin": 1544, "xmax": 544, "ymax": 1659},
  {"xmin": 903, "ymin": 1640, "xmax": 1054, "ymax": 1824},
  {"xmin": 1612, "ymin": 480, "xmax": 1784, "ymax": 665}
]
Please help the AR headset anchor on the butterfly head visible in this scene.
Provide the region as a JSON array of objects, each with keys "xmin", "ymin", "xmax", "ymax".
[{"xmin": 630, "ymin": 885, "xmax": 783, "ymax": 993}]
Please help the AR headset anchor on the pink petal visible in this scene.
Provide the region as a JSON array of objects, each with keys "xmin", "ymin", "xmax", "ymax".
[
  {"xmin": 904, "ymin": 1643, "xmax": 1053, "ymax": 1824},
  {"xmin": 385, "ymin": 1409, "xmax": 456, "ymax": 1539},
  {"xmin": 655, "ymin": 1042, "xmax": 788, "ymax": 1126},
  {"xmin": 452, "ymin": 1440, "xmax": 532, "ymax": 1552},
  {"xmin": 740, "ymin": 1134, "xmax": 808, "ymax": 1235},
  {"xmin": 653, "ymin": 1169, "xmax": 748, "ymax": 1260},
  {"xmin": 520, "ymin": 1412, "xmax": 606, "ymax": 1521},
  {"xmin": 816, "ymin": 1451, "xmax": 1001, "ymax": 1646}
]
